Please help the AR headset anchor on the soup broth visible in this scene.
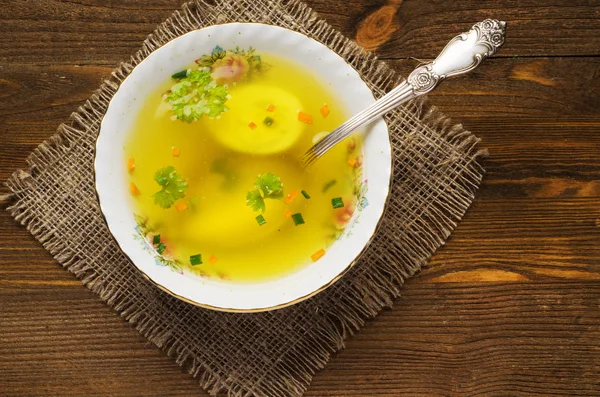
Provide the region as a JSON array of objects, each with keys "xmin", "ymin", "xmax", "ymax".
[{"xmin": 126, "ymin": 48, "xmax": 363, "ymax": 282}]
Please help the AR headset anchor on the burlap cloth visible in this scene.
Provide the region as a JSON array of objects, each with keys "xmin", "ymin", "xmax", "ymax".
[{"xmin": 2, "ymin": 1, "xmax": 487, "ymax": 396}]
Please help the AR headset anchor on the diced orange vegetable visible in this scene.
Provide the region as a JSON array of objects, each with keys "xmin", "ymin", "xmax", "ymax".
[
  {"xmin": 172, "ymin": 148, "xmax": 180, "ymax": 157},
  {"xmin": 283, "ymin": 209, "xmax": 293, "ymax": 219},
  {"xmin": 175, "ymin": 202, "xmax": 188, "ymax": 212},
  {"xmin": 347, "ymin": 158, "xmax": 357, "ymax": 167},
  {"xmin": 127, "ymin": 157, "xmax": 135, "ymax": 173},
  {"xmin": 320, "ymin": 104, "xmax": 330, "ymax": 118},
  {"xmin": 266, "ymin": 104, "xmax": 276, "ymax": 112},
  {"xmin": 208, "ymin": 255, "xmax": 218, "ymax": 264},
  {"xmin": 297, "ymin": 111, "xmax": 313, "ymax": 125},
  {"xmin": 129, "ymin": 182, "xmax": 140, "ymax": 196},
  {"xmin": 248, "ymin": 121, "xmax": 257, "ymax": 130},
  {"xmin": 347, "ymin": 137, "xmax": 356, "ymax": 152},
  {"xmin": 283, "ymin": 190, "xmax": 301, "ymax": 205},
  {"xmin": 311, "ymin": 248, "xmax": 326, "ymax": 262}
]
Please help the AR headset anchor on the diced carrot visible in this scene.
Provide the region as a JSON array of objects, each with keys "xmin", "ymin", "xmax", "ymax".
[
  {"xmin": 283, "ymin": 190, "xmax": 301, "ymax": 205},
  {"xmin": 175, "ymin": 202, "xmax": 188, "ymax": 212},
  {"xmin": 347, "ymin": 137, "xmax": 356, "ymax": 152},
  {"xmin": 248, "ymin": 121, "xmax": 257, "ymax": 129},
  {"xmin": 347, "ymin": 158, "xmax": 357, "ymax": 167},
  {"xmin": 283, "ymin": 209, "xmax": 293, "ymax": 219},
  {"xmin": 208, "ymin": 255, "xmax": 218, "ymax": 264},
  {"xmin": 297, "ymin": 111, "xmax": 313, "ymax": 125},
  {"xmin": 311, "ymin": 248, "xmax": 326, "ymax": 262},
  {"xmin": 320, "ymin": 104, "xmax": 330, "ymax": 118},
  {"xmin": 172, "ymin": 147, "xmax": 180, "ymax": 157},
  {"xmin": 129, "ymin": 182, "xmax": 140, "ymax": 196},
  {"xmin": 266, "ymin": 104, "xmax": 276, "ymax": 112},
  {"xmin": 127, "ymin": 157, "xmax": 135, "ymax": 173}
]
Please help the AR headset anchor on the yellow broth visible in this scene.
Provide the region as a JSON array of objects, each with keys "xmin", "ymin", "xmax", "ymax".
[{"xmin": 126, "ymin": 53, "xmax": 362, "ymax": 282}]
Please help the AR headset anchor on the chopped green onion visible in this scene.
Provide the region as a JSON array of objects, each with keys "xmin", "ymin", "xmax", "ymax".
[
  {"xmin": 156, "ymin": 243, "xmax": 166, "ymax": 255},
  {"xmin": 291, "ymin": 213, "xmax": 305, "ymax": 226},
  {"xmin": 263, "ymin": 116, "xmax": 274, "ymax": 126},
  {"xmin": 322, "ymin": 179, "xmax": 337, "ymax": 192},
  {"xmin": 190, "ymin": 254, "xmax": 202, "ymax": 266},
  {"xmin": 331, "ymin": 197, "xmax": 344, "ymax": 209},
  {"xmin": 153, "ymin": 235, "xmax": 161, "ymax": 245},
  {"xmin": 301, "ymin": 190, "xmax": 311, "ymax": 199},
  {"xmin": 171, "ymin": 70, "xmax": 188, "ymax": 79},
  {"xmin": 256, "ymin": 214, "xmax": 267, "ymax": 226}
]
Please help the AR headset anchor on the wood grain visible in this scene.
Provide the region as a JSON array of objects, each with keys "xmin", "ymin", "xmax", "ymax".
[
  {"xmin": 1, "ymin": 0, "xmax": 600, "ymax": 396},
  {"xmin": 307, "ymin": 0, "xmax": 600, "ymax": 58}
]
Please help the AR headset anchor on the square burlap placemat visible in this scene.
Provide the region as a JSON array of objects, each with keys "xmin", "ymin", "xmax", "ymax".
[{"xmin": 2, "ymin": 1, "xmax": 486, "ymax": 396}]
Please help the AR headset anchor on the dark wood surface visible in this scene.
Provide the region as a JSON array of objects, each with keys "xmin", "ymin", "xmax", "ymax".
[{"xmin": 1, "ymin": 1, "xmax": 599, "ymax": 396}]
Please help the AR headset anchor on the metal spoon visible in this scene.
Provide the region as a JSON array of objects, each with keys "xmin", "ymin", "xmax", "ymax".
[{"xmin": 301, "ymin": 19, "xmax": 507, "ymax": 167}]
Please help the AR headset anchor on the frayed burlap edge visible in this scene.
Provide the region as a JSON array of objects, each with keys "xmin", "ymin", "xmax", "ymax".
[{"xmin": 2, "ymin": 1, "xmax": 487, "ymax": 396}]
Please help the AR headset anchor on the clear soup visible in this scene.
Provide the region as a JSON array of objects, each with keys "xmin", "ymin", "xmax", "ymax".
[{"xmin": 126, "ymin": 48, "xmax": 363, "ymax": 282}]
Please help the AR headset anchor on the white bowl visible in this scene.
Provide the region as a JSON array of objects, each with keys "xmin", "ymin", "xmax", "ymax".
[{"xmin": 95, "ymin": 23, "xmax": 391, "ymax": 312}]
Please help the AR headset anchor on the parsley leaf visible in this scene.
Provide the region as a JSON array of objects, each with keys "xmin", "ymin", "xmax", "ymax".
[
  {"xmin": 254, "ymin": 173, "xmax": 283, "ymax": 199},
  {"xmin": 246, "ymin": 173, "xmax": 283, "ymax": 213},
  {"xmin": 165, "ymin": 69, "xmax": 229, "ymax": 123},
  {"xmin": 152, "ymin": 166, "xmax": 188, "ymax": 209},
  {"xmin": 246, "ymin": 189, "xmax": 265, "ymax": 213}
]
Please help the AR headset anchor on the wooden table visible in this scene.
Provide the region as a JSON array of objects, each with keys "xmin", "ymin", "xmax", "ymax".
[{"xmin": 1, "ymin": 1, "xmax": 599, "ymax": 395}]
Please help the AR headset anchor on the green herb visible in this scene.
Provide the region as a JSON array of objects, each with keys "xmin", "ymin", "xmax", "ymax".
[
  {"xmin": 255, "ymin": 173, "xmax": 283, "ymax": 198},
  {"xmin": 255, "ymin": 214, "xmax": 267, "ymax": 226},
  {"xmin": 301, "ymin": 190, "xmax": 311, "ymax": 199},
  {"xmin": 165, "ymin": 69, "xmax": 229, "ymax": 123},
  {"xmin": 195, "ymin": 45, "xmax": 226, "ymax": 68},
  {"xmin": 331, "ymin": 197, "xmax": 344, "ymax": 209},
  {"xmin": 246, "ymin": 189, "xmax": 265, "ymax": 213},
  {"xmin": 246, "ymin": 173, "xmax": 284, "ymax": 213},
  {"xmin": 291, "ymin": 213, "xmax": 305, "ymax": 226},
  {"xmin": 190, "ymin": 254, "xmax": 202, "ymax": 266},
  {"xmin": 157, "ymin": 243, "xmax": 166, "ymax": 255},
  {"xmin": 153, "ymin": 235, "xmax": 161, "ymax": 245},
  {"xmin": 171, "ymin": 70, "xmax": 188, "ymax": 79},
  {"xmin": 152, "ymin": 166, "xmax": 188, "ymax": 209},
  {"xmin": 322, "ymin": 179, "xmax": 337, "ymax": 192},
  {"xmin": 263, "ymin": 116, "xmax": 274, "ymax": 127}
]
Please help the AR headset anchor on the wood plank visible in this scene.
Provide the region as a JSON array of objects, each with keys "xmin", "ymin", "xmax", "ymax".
[
  {"xmin": 2, "ymin": 56, "xmax": 599, "ymax": 122},
  {"xmin": 307, "ymin": 0, "xmax": 600, "ymax": 58},
  {"xmin": 389, "ymin": 57, "xmax": 600, "ymax": 120},
  {"xmin": 2, "ymin": 275, "xmax": 599, "ymax": 396},
  {"xmin": 0, "ymin": 0, "xmax": 178, "ymax": 66},
  {"xmin": 0, "ymin": 286, "xmax": 205, "ymax": 396},
  {"xmin": 306, "ymin": 281, "xmax": 600, "ymax": 397},
  {"xmin": 2, "ymin": 193, "xmax": 599, "ymax": 286},
  {"xmin": 1, "ymin": 0, "xmax": 600, "ymax": 66},
  {"xmin": 2, "ymin": 57, "xmax": 599, "ymax": 182}
]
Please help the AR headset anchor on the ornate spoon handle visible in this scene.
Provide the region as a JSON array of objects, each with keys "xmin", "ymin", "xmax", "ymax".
[
  {"xmin": 408, "ymin": 19, "xmax": 507, "ymax": 94},
  {"xmin": 301, "ymin": 19, "xmax": 507, "ymax": 166}
]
